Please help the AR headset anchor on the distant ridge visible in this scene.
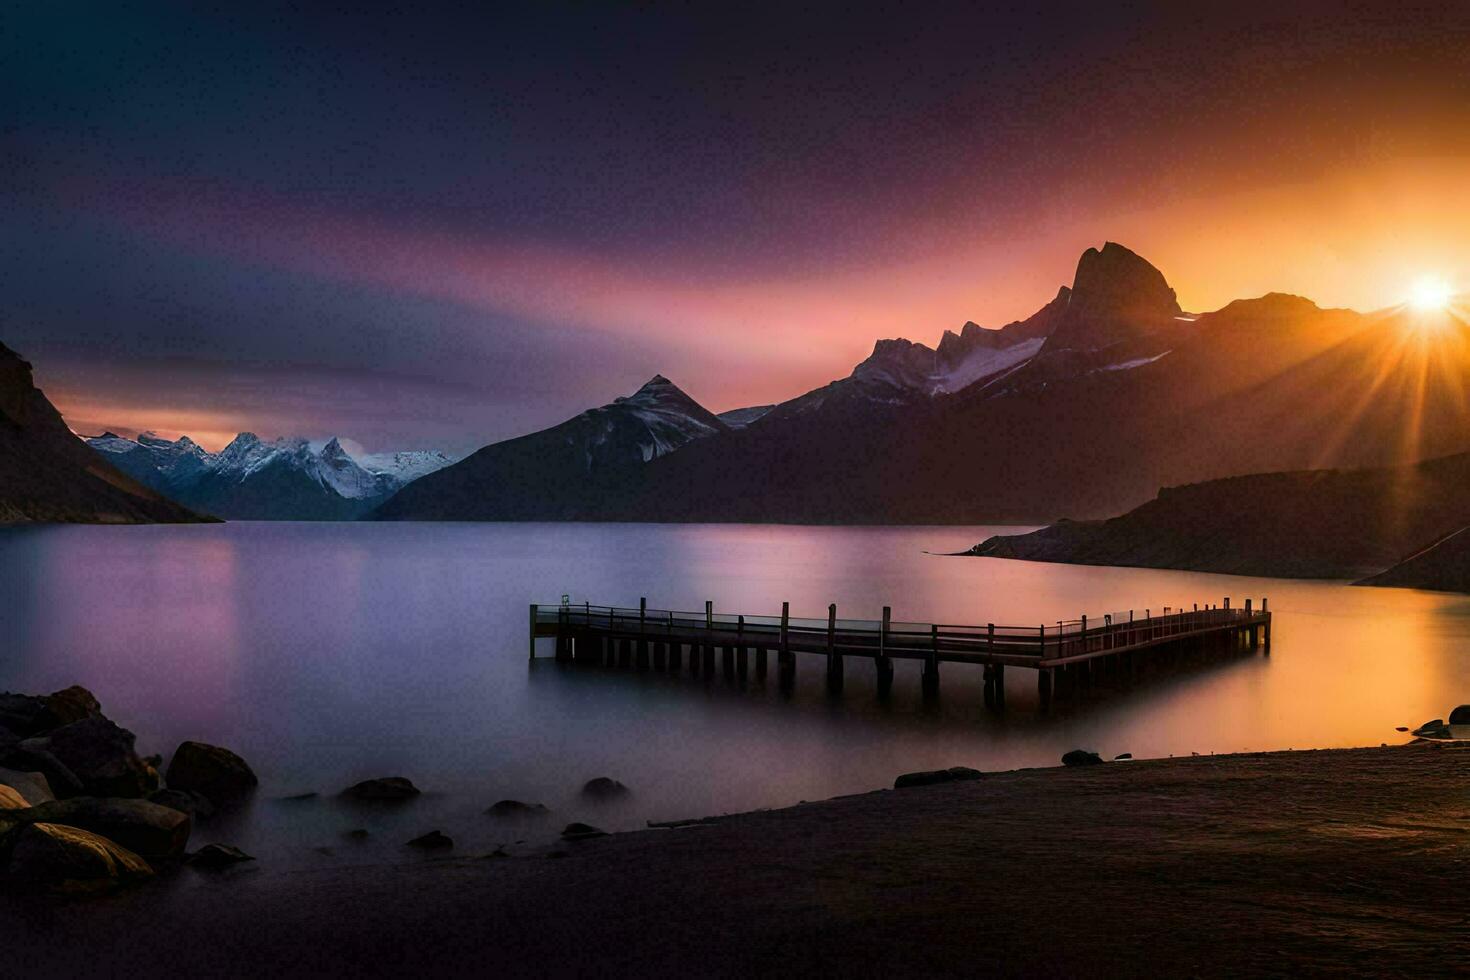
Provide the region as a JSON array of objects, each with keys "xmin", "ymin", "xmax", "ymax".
[{"xmin": 968, "ymin": 452, "xmax": 1470, "ymax": 584}]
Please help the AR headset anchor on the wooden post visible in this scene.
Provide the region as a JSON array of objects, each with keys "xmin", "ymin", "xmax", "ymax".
[
  {"xmin": 826, "ymin": 603, "xmax": 842, "ymax": 691},
  {"xmin": 994, "ymin": 663, "xmax": 1006, "ymax": 709},
  {"xmin": 530, "ymin": 604, "xmax": 539, "ymax": 661},
  {"xmin": 1080, "ymin": 614, "xmax": 1088, "ymax": 655},
  {"xmin": 923, "ymin": 625, "xmax": 939, "ymax": 697},
  {"xmin": 778, "ymin": 601, "xmax": 794, "ymax": 687},
  {"xmin": 737, "ymin": 616, "xmax": 749, "ymax": 680},
  {"xmin": 1038, "ymin": 624, "xmax": 1045, "ymax": 659},
  {"xmin": 636, "ymin": 597, "xmax": 649, "ymax": 667},
  {"xmin": 877, "ymin": 606, "xmax": 893, "ymax": 696},
  {"xmin": 988, "ymin": 623, "xmax": 995, "ymax": 657}
]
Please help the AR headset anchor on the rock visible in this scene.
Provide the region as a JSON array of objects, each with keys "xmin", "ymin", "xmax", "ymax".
[
  {"xmin": 581, "ymin": 777, "xmax": 629, "ymax": 799},
  {"xmin": 149, "ymin": 788, "xmax": 216, "ymax": 821},
  {"xmin": 0, "ymin": 768, "xmax": 52, "ymax": 805},
  {"xmin": 893, "ymin": 766, "xmax": 984, "ymax": 789},
  {"xmin": 406, "ymin": 830, "xmax": 453, "ymax": 850},
  {"xmin": 1062, "ymin": 749, "xmax": 1105, "ymax": 767},
  {"xmin": 561, "ymin": 822, "xmax": 607, "ymax": 840},
  {"xmin": 0, "ymin": 693, "xmax": 53, "ymax": 738},
  {"xmin": 4, "ymin": 822, "xmax": 153, "ymax": 894},
  {"xmin": 18, "ymin": 717, "xmax": 156, "ymax": 798},
  {"xmin": 341, "ymin": 777, "xmax": 420, "ymax": 801},
  {"xmin": 187, "ymin": 843, "xmax": 255, "ymax": 870},
  {"xmin": 1113, "ymin": 753, "xmax": 1133, "ymax": 761},
  {"xmin": 43, "ymin": 686, "xmax": 102, "ymax": 727},
  {"xmin": 165, "ymin": 741, "xmax": 258, "ymax": 806},
  {"xmin": 7, "ymin": 797, "xmax": 191, "ymax": 861},
  {"xmin": 0, "ymin": 745, "xmax": 82, "ymax": 798},
  {"xmin": 486, "ymin": 799, "xmax": 549, "ymax": 817},
  {"xmin": 0, "ymin": 785, "xmax": 28, "ymax": 810}
]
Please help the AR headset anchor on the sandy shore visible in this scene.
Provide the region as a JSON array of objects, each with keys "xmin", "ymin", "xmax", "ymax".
[{"xmin": 4, "ymin": 745, "xmax": 1466, "ymax": 977}]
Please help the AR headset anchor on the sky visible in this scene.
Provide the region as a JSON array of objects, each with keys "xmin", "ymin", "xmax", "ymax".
[{"xmin": 4, "ymin": 2, "xmax": 1470, "ymax": 453}]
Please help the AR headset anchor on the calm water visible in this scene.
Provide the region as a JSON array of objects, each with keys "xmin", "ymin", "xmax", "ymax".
[{"xmin": 1, "ymin": 522, "xmax": 1467, "ymax": 870}]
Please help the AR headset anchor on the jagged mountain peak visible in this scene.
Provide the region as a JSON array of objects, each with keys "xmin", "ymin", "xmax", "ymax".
[{"xmin": 1045, "ymin": 242, "xmax": 1181, "ymax": 353}]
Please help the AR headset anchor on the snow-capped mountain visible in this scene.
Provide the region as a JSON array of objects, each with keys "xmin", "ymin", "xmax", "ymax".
[
  {"xmin": 86, "ymin": 431, "xmax": 454, "ymax": 520},
  {"xmin": 373, "ymin": 375, "xmax": 727, "ymax": 520}
]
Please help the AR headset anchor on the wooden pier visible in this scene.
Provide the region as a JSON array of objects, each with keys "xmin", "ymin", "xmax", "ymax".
[{"xmin": 529, "ymin": 597, "xmax": 1271, "ymax": 710}]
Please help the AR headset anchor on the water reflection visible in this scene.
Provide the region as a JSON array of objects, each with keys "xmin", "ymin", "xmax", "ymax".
[{"xmin": 0, "ymin": 521, "xmax": 1466, "ymax": 871}]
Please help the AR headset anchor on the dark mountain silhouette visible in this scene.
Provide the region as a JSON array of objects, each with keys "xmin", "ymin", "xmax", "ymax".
[
  {"xmin": 373, "ymin": 375, "xmax": 728, "ymax": 521},
  {"xmin": 0, "ymin": 341, "xmax": 205, "ymax": 524},
  {"xmin": 968, "ymin": 452, "xmax": 1470, "ymax": 581},
  {"xmin": 1357, "ymin": 525, "xmax": 1470, "ymax": 592},
  {"xmin": 376, "ymin": 243, "xmax": 1470, "ymax": 525}
]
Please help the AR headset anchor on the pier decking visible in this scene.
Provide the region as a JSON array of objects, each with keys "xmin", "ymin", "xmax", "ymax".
[{"xmin": 530, "ymin": 597, "xmax": 1271, "ymax": 710}]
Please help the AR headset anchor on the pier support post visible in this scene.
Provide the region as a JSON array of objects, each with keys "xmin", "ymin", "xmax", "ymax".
[
  {"xmin": 983, "ymin": 664, "xmax": 996, "ymax": 709},
  {"xmin": 636, "ymin": 598, "xmax": 649, "ymax": 667},
  {"xmin": 876, "ymin": 606, "xmax": 893, "ymax": 698},
  {"xmin": 755, "ymin": 648, "xmax": 768, "ymax": 680},
  {"xmin": 531, "ymin": 604, "xmax": 541, "ymax": 661},
  {"xmin": 994, "ymin": 664, "xmax": 1006, "ymax": 710},
  {"xmin": 1038, "ymin": 668, "xmax": 1053, "ymax": 711},
  {"xmin": 618, "ymin": 638, "xmax": 632, "ymax": 668},
  {"xmin": 825, "ymin": 604, "xmax": 843, "ymax": 692},
  {"xmin": 670, "ymin": 642, "xmax": 683, "ymax": 671},
  {"xmin": 737, "ymin": 647, "xmax": 749, "ymax": 681},
  {"xmin": 653, "ymin": 641, "xmax": 667, "ymax": 670},
  {"xmin": 923, "ymin": 624, "xmax": 940, "ymax": 699}
]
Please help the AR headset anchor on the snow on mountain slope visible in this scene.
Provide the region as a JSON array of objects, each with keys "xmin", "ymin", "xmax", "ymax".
[
  {"xmin": 85, "ymin": 430, "xmax": 453, "ymax": 519},
  {"xmin": 358, "ymin": 450, "xmax": 455, "ymax": 482}
]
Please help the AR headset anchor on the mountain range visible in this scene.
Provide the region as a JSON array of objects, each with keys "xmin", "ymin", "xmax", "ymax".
[
  {"xmin": 0, "ymin": 341, "xmax": 204, "ymax": 524},
  {"xmin": 373, "ymin": 242, "xmax": 1470, "ymax": 525},
  {"xmin": 88, "ymin": 432, "xmax": 453, "ymax": 521}
]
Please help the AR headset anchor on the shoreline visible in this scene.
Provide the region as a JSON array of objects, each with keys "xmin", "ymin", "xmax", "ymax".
[{"xmin": 6, "ymin": 744, "xmax": 1466, "ymax": 977}]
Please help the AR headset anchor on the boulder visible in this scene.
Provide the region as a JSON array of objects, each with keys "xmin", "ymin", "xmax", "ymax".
[
  {"xmin": 149, "ymin": 788, "xmax": 216, "ymax": 821},
  {"xmin": 341, "ymin": 777, "xmax": 420, "ymax": 801},
  {"xmin": 18, "ymin": 717, "xmax": 156, "ymax": 798},
  {"xmin": 7, "ymin": 797, "xmax": 191, "ymax": 861},
  {"xmin": 406, "ymin": 830, "xmax": 453, "ymax": 850},
  {"xmin": 0, "ymin": 785, "xmax": 27, "ymax": 810},
  {"xmin": 581, "ymin": 777, "xmax": 629, "ymax": 799},
  {"xmin": 486, "ymin": 799, "xmax": 549, "ymax": 817},
  {"xmin": 1113, "ymin": 752, "xmax": 1133, "ymax": 761},
  {"xmin": 43, "ymin": 686, "xmax": 102, "ymax": 726},
  {"xmin": 1062, "ymin": 749, "xmax": 1105, "ymax": 767},
  {"xmin": 894, "ymin": 766, "xmax": 984, "ymax": 789},
  {"xmin": 0, "ymin": 768, "xmax": 55, "ymax": 806},
  {"xmin": 4, "ymin": 822, "xmax": 153, "ymax": 894},
  {"xmin": 0, "ymin": 693, "xmax": 53, "ymax": 738},
  {"xmin": 561, "ymin": 822, "xmax": 607, "ymax": 841},
  {"xmin": 165, "ymin": 741, "xmax": 257, "ymax": 806},
  {"xmin": 187, "ymin": 843, "xmax": 254, "ymax": 870},
  {"xmin": 2, "ymin": 745, "xmax": 83, "ymax": 798}
]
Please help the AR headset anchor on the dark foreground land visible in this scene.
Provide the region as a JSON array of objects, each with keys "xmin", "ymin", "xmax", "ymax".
[{"xmin": 5, "ymin": 746, "xmax": 1466, "ymax": 978}]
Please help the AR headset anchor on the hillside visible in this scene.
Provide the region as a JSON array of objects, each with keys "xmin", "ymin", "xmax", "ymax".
[
  {"xmin": 0, "ymin": 341, "xmax": 205, "ymax": 524},
  {"xmin": 968, "ymin": 452, "xmax": 1470, "ymax": 580}
]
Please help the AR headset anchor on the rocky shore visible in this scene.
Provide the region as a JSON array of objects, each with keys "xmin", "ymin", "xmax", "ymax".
[{"xmin": 3, "ymin": 686, "xmax": 1464, "ymax": 977}]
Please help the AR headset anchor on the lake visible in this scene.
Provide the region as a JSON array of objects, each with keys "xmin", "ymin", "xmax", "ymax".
[{"xmin": 1, "ymin": 521, "xmax": 1466, "ymax": 870}]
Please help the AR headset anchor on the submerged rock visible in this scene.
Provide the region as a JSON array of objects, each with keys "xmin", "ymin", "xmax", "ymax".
[
  {"xmin": 561, "ymin": 822, "xmax": 607, "ymax": 841},
  {"xmin": 165, "ymin": 741, "xmax": 258, "ymax": 806},
  {"xmin": 4, "ymin": 822, "xmax": 154, "ymax": 894},
  {"xmin": 1062, "ymin": 750, "xmax": 1105, "ymax": 767},
  {"xmin": 187, "ymin": 843, "xmax": 255, "ymax": 870},
  {"xmin": 581, "ymin": 777, "xmax": 629, "ymax": 800},
  {"xmin": 341, "ymin": 777, "xmax": 420, "ymax": 801},
  {"xmin": 486, "ymin": 799, "xmax": 549, "ymax": 817},
  {"xmin": 894, "ymin": 766, "xmax": 984, "ymax": 789},
  {"xmin": 9, "ymin": 797, "xmax": 191, "ymax": 861},
  {"xmin": 406, "ymin": 830, "xmax": 453, "ymax": 850}
]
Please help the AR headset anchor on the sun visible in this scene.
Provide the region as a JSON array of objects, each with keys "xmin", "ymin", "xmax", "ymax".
[{"xmin": 1408, "ymin": 277, "xmax": 1453, "ymax": 312}]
